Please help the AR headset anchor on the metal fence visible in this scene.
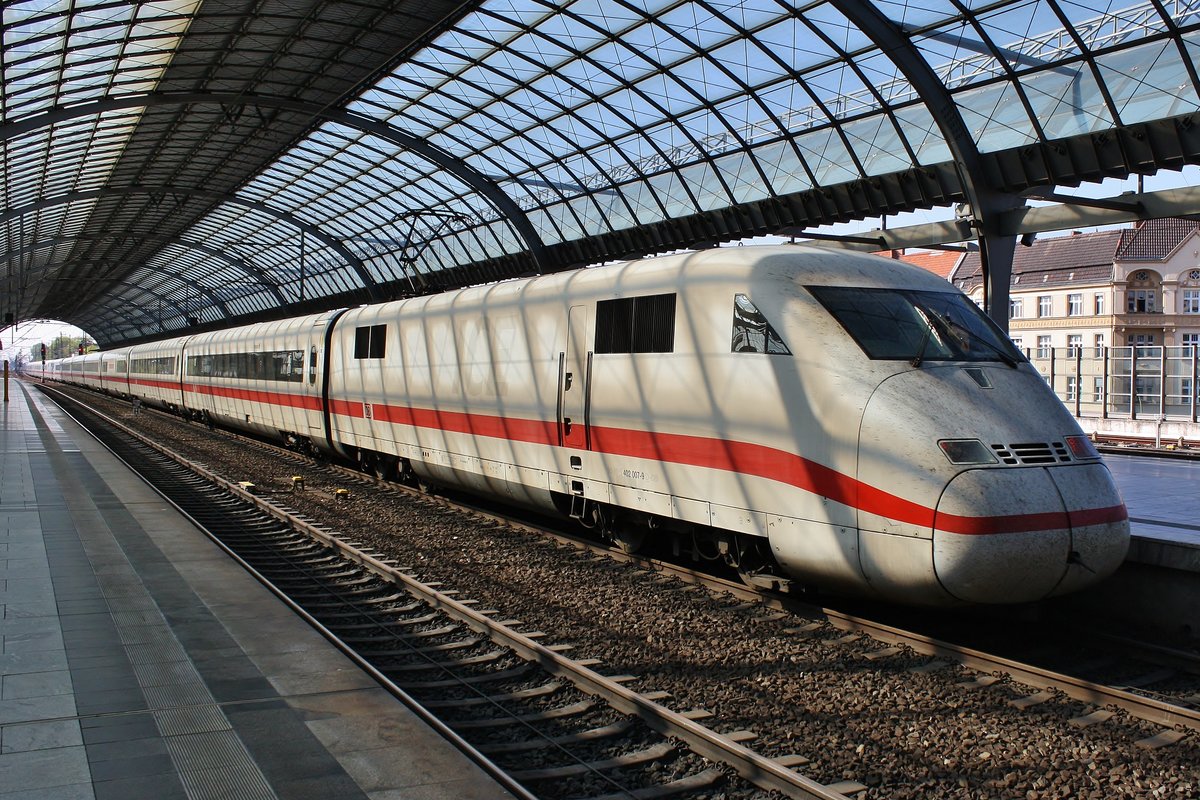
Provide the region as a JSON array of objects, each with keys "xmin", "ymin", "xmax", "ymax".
[{"xmin": 1029, "ymin": 346, "xmax": 1200, "ymax": 421}]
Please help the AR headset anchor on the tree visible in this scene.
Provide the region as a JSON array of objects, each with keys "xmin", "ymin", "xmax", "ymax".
[{"xmin": 45, "ymin": 335, "xmax": 95, "ymax": 359}]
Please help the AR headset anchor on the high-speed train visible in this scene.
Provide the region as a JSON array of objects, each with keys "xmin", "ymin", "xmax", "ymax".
[{"xmin": 38, "ymin": 246, "xmax": 1129, "ymax": 605}]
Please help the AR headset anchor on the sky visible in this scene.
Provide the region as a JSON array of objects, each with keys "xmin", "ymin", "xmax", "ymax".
[{"xmin": 0, "ymin": 319, "xmax": 89, "ymax": 364}]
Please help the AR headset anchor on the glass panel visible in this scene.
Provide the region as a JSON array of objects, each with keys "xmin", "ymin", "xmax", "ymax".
[
  {"xmin": 810, "ymin": 286, "xmax": 1024, "ymax": 364},
  {"xmin": 732, "ymin": 294, "xmax": 790, "ymax": 354},
  {"xmin": 1021, "ymin": 66, "xmax": 1114, "ymax": 138},
  {"xmin": 841, "ymin": 115, "xmax": 911, "ymax": 177},
  {"xmin": 957, "ymin": 80, "xmax": 1040, "ymax": 152},
  {"xmin": 1097, "ymin": 41, "xmax": 1200, "ymax": 123}
]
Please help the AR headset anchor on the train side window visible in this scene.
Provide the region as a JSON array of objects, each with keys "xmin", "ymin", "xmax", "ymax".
[
  {"xmin": 732, "ymin": 294, "xmax": 790, "ymax": 354},
  {"xmin": 595, "ymin": 293, "xmax": 676, "ymax": 354},
  {"xmin": 354, "ymin": 324, "xmax": 387, "ymax": 359},
  {"xmin": 309, "ymin": 346, "xmax": 318, "ymax": 384}
]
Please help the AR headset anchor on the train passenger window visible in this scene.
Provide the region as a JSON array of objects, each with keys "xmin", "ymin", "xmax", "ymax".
[
  {"xmin": 309, "ymin": 346, "xmax": 318, "ymax": 384},
  {"xmin": 732, "ymin": 294, "xmax": 790, "ymax": 354},
  {"xmin": 595, "ymin": 294, "xmax": 676, "ymax": 354},
  {"xmin": 131, "ymin": 356, "xmax": 176, "ymax": 375},
  {"xmin": 354, "ymin": 325, "xmax": 387, "ymax": 359}
]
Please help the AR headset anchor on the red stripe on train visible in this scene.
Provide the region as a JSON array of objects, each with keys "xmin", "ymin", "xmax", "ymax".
[
  {"xmin": 154, "ymin": 383, "xmax": 1128, "ymax": 536},
  {"xmin": 183, "ymin": 382, "xmax": 322, "ymax": 411},
  {"xmin": 329, "ymin": 396, "xmax": 1127, "ymax": 536}
]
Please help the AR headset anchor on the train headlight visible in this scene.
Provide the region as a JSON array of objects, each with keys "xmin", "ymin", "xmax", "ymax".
[
  {"xmin": 1064, "ymin": 434, "xmax": 1100, "ymax": 460},
  {"xmin": 938, "ymin": 439, "xmax": 997, "ymax": 465}
]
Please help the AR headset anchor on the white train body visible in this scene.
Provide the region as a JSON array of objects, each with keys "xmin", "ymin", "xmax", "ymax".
[{"xmin": 42, "ymin": 246, "xmax": 1129, "ymax": 605}]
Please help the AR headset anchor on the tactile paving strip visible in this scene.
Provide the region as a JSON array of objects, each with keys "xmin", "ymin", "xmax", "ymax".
[{"xmin": 154, "ymin": 706, "xmax": 234, "ymax": 737}]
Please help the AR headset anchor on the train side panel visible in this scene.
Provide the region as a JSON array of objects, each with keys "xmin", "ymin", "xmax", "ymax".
[
  {"xmin": 78, "ymin": 352, "xmax": 104, "ymax": 391},
  {"xmin": 325, "ymin": 252, "xmax": 875, "ymax": 564},
  {"xmin": 128, "ymin": 338, "xmax": 188, "ymax": 410},
  {"xmin": 100, "ymin": 349, "xmax": 131, "ymax": 398},
  {"xmin": 181, "ymin": 313, "xmax": 336, "ymax": 445},
  {"xmin": 328, "ymin": 280, "xmax": 562, "ymax": 504}
]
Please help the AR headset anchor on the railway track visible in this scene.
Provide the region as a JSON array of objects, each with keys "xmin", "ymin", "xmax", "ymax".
[
  {"xmin": 40, "ymin": 383, "xmax": 1200, "ymax": 799},
  {"xmin": 43, "ymin": 384, "xmax": 855, "ymax": 800}
]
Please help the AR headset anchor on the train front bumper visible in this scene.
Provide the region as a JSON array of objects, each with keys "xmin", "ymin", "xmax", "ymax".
[{"xmin": 932, "ymin": 464, "xmax": 1129, "ymax": 604}]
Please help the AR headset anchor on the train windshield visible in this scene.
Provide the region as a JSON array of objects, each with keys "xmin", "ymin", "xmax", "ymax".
[{"xmin": 809, "ymin": 286, "xmax": 1024, "ymax": 365}]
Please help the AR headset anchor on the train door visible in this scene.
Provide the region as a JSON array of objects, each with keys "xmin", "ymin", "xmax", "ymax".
[
  {"xmin": 305, "ymin": 319, "xmax": 323, "ymax": 442},
  {"xmin": 558, "ymin": 305, "xmax": 592, "ymax": 450}
]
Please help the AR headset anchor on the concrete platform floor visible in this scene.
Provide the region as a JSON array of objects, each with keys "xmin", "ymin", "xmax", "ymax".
[{"xmin": 1, "ymin": 379, "xmax": 512, "ymax": 800}]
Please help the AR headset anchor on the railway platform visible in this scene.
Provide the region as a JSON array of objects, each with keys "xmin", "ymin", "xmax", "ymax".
[
  {"xmin": 0, "ymin": 380, "xmax": 512, "ymax": 800},
  {"xmin": 1104, "ymin": 452, "xmax": 1200, "ymax": 569}
]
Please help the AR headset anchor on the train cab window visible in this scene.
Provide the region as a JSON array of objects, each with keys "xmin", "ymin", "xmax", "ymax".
[
  {"xmin": 595, "ymin": 293, "xmax": 676, "ymax": 354},
  {"xmin": 354, "ymin": 324, "xmax": 387, "ymax": 359},
  {"xmin": 732, "ymin": 294, "xmax": 790, "ymax": 354},
  {"xmin": 809, "ymin": 285, "xmax": 1023, "ymax": 365}
]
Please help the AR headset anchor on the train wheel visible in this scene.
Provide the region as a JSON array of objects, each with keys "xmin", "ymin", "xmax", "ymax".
[
  {"xmin": 613, "ymin": 527, "xmax": 645, "ymax": 554},
  {"xmin": 371, "ymin": 457, "xmax": 391, "ymax": 482}
]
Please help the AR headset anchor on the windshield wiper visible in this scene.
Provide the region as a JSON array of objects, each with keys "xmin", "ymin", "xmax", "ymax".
[{"xmin": 910, "ymin": 308, "xmax": 939, "ymax": 368}]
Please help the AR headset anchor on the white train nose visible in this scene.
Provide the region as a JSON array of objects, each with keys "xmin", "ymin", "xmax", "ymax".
[
  {"xmin": 933, "ymin": 467, "xmax": 1070, "ymax": 603},
  {"xmin": 1042, "ymin": 463, "xmax": 1130, "ymax": 597},
  {"xmin": 932, "ymin": 465, "xmax": 1128, "ymax": 603}
]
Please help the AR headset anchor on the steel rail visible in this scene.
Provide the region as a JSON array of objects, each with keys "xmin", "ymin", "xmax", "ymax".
[
  {"xmin": 78, "ymin": 384, "xmax": 1200, "ymax": 737},
  {"xmin": 371, "ymin": 474, "xmax": 1200, "ymax": 737},
  {"xmin": 40, "ymin": 385, "xmax": 850, "ymax": 800},
  {"xmin": 39, "ymin": 388, "xmax": 539, "ymax": 800}
]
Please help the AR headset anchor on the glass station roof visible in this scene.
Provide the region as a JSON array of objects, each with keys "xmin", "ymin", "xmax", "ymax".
[{"xmin": 3, "ymin": 0, "xmax": 1199, "ymax": 345}]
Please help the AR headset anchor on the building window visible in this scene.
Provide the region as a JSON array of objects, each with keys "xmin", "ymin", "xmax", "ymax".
[
  {"xmin": 1068, "ymin": 334, "xmax": 1083, "ymax": 353},
  {"xmin": 1093, "ymin": 376, "xmax": 1105, "ymax": 402},
  {"xmin": 1010, "ymin": 336, "xmax": 1023, "ymax": 350},
  {"xmin": 1094, "ymin": 334, "xmax": 1105, "ymax": 357},
  {"xmin": 1182, "ymin": 333, "xmax": 1200, "ymax": 354},
  {"xmin": 1038, "ymin": 296, "xmax": 1052, "ymax": 317},
  {"xmin": 1066, "ymin": 375, "xmax": 1077, "ymax": 401},
  {"xmin": 1068, "ymin": 294, "xmax": 1082, "ymax": 316},
  {"xmin": 1095, "ymin": 293, "xmax": 1105, "ymax": 315},
  {"xmin": 1184, "ymin": 290, "xmax": 1200, "ymax": 314},
  {"xmin": 1009, "ymin": 297, "xmax": 1023, "ymax": 319},
  {"xmin": 596, "ymin": 293, "xmax": 677, "ymax": 354},
  {"xmin": 1127, "ymin": 290, "xmax": 1157, "ymax": 313},
  {"xmin": 1127, "ymin": 333, "xmax": 1156, "ymax": 346},
  {"xmin": 353, "ymin": 325, "xmax": 387, "ymax": 359},
  {"xmin": 1037, "ymin": 335, "xmax": 1052, "ymax": 358}
]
